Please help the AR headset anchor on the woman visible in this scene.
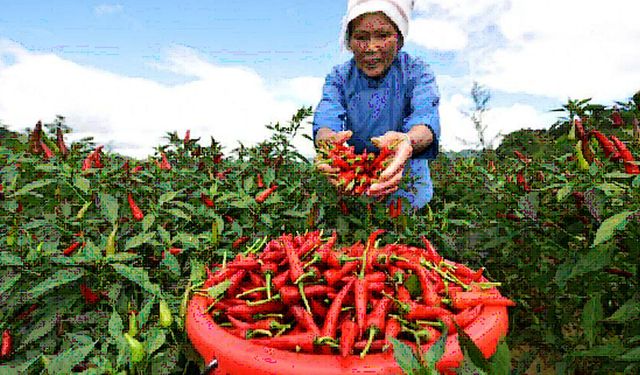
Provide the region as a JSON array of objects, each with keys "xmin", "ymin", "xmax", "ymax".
[{"xmin": 313, "ymin": 0, "xmax": 440, "ymax": 210}]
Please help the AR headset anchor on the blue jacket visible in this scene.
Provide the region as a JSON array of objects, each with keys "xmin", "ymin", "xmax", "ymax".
[{"xmin": 312, "ymin": 51, "xmax": 441, "ymax": 208}]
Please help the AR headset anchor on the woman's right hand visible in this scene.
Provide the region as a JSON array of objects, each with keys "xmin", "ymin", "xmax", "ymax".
[{"xmin": 314, "ymin": 128, "xmax": 353, "ymax": 176}]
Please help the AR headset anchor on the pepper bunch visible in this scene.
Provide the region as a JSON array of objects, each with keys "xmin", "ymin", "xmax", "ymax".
[
  {"xmin": 316, "ymin": 141, "xmax": 395, "ymax": 195},
  {"xmin": 199, "ymin": 230, "xmax": 514, "ymax": 357}
]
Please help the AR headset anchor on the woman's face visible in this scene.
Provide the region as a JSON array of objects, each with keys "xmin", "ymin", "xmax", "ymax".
[{"xmin": 349, "ymin": 12, "xmax": 400, "ymax": 79}]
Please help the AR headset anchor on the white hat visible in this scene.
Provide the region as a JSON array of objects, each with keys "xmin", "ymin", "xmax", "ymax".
[{"xmin": 340, "ymin": 0, "xmax": 414, "ymax": 51}]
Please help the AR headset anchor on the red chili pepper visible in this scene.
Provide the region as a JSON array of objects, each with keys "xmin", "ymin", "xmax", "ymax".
[
  {"xmin": 232, "ymin": 236, "xmax": 250, "ymax": 249},
  {"xmin": 384, "ymin": 318, "xmax": 401, "ymax": 343},
  {"xmin": 162, "ymin": 248, "xmax": 182, "ymax": 258},
  {"xmin": 310, "ymin": 299, "xmax": 328, "ymax": 320},
  {"xmin": 159, "ymin": 152, "xmax": 172, "ymax": 170},
  {"xmin": 290, "ymin": 305, "xmax": 321, "ymax": 337},
  {"xmin": 405, "ymin": 302, "xmax": 452, "ymax": 320},
  {"xmin": 56, "ymin": 128, "xmax": 69, "ymax": 157},
  {"xmin": 420, "ymin": 237, "xmax": 443, "ymax": 263},
  {"xmin": 256, "ymin": 173, "xmax": 264, "ymax": 188},
  {"xmin": 63, "ymin": 241, "xmax": 82, "ymax": 256},
  {"xmin": 574, "ymin": 118, "xmax": 585, "ymax": 141},
  {"xmin": 453, "ymin": 305, "xmax": 482, "ymax": 328},
  {"xmin": 226, "ymin": 270, "xmax": 248, "ymax": 298},
  {"xmin": 354, "ymin": 277, "xmax": 368, "ymax": 337},
  {"xmin": 514, "ymin": 150, "xmax": 531, "ymax": 164},
  {"xmin": 40, "ymin": 141, "xmax": 54, "ymax": 160},
  {"xmin": 590, "ymin": 130, "xmax": 619, "ymax": 160},
  {"xmin": 339, "ymin": 200, "xmax": 349, "ymax": 215},
  {"xmin": 321, "ymin": 278, "xmax": 354, "ymax": 340},
  {"xmin": 80, "ymin": 283, "xmax": 101, "ymax": 304},
  {"xmin": 610, "ymin": 135, "xmax": 640, "ymax": 174},
  {"xmin": 127, "ymin": 193, "xmax": 144, "ymax": 221},
  {"xmin": 449, "ymin": 291, "xmax": 516, "ymax": 309},
  {"xmin": 360, "ymin": 296, "xmax": 393, "ymax": 357},
  {"xmin": 272, "ymin": 270, "xmax": 290, "ymax": 291},
  {"xmin": 1, "ymin": 329, "xmax": 12, "ymax": 359},
  {"xmin": 226, "ymin": 302, "xmax": 284, "ymax": 321},
  {"xmin": 339, "ymin": 319, "xmax": 358, "ymax": 357},
  {"xmin": 324, "ymin": 261, "xmax": 359, "ymax": 286},
  {"xmin": 131, "ymin": 166, "xmax": 143, "ymax": 173},
  {"xmin": 14, "ymin": 303, "xmax": 38, "ymax": 322},
  {"xmin": 282, "ymin": 237, "xmax": 304, "ymax": 283},
  {"xmin": 603, "ymin": 267, "xmax": 633, "ymax": 278},
  {"xmin": 184, "ymin": 129, "xmax": 191, "ymax": 144},
  {"xmin": 255, "ymin": 184, "xmax": 278, "ymax": 203},
  {"xmin": 610, "ymin": 110, "xmax": 624, "ymax": 127}
]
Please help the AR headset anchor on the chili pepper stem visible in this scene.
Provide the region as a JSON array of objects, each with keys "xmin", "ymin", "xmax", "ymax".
[
  {"xmin": 236, "ymin": 286, "xmax": 267, "ymax": 299},
  {"xmin": 247, "ymin": 295, "xmax": 281, "ymax": 306},
  {"xmin": 298, "ymin": 283, "xmax": 312, "ymax": 313},
  {"xmin": 360, "ymin": 328, "xmax": 377, "ymax": 358},
  {"xmin": 246, "ymin": 329, "xmax": 273, "ymax": 339},
  {"xmin": 266, "ymin": 274, "xmax": 272, "ymax": 300}
]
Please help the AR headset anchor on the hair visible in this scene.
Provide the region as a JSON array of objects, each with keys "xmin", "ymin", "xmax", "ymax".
[{"xmin": 347, "ymin": 12, "xmax": 404, "ymax": 50}]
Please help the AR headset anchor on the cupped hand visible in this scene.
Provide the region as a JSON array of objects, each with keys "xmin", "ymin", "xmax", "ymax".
[
  {"xmin": 314, "ymin": 129, "xmax": 353, "ymax": 182},
  {"xmin": 367, "ymin": 131, "xmax": 412, "ymax": 197}
]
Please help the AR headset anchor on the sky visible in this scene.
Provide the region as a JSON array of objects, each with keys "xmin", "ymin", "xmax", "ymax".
[{"xmin": 1, "ymin": 0, "xmax": 639, "ymax": 159}]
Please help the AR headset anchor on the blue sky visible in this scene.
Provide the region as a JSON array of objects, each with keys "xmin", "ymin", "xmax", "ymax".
[{"xmin": 1, "ymin": 1, "xmax": 639, "ymax": 158}]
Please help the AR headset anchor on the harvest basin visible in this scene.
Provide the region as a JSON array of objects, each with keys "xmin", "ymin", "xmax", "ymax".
[{"xmin": 187, "ymin": 295, "xmax": 509, "ymax": 375}]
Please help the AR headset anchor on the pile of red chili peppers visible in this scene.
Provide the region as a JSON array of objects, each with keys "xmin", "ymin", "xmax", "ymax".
[
  {"xmin": 198, "ymin": 230, "xmax": 515, "ymax": 357},
  {"xmin": 316, "ymin": 141, "xmax": 395, "ymax": 195}
]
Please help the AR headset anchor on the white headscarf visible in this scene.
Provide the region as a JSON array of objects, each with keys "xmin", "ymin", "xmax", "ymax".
[{"xmin": 340, "ymin": 0, "xmax": 414, "ymax": 51}]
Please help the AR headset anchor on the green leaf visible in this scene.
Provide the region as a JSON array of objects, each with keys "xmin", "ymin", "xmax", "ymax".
[
  {"xmin": 424, "ymin": 324, "xmax": 447, "ymax": 369},
  {"xmin": 488, "ymin": 340, "xmax": 511, "ymax": 375},
  {"xmin": 207, "ymin": 279, "xmax": 231, "ymax": 299},
  {"xmin": 0, "ymin": 270, "xmax": 21, "ymax": 296},
  {"xmin": 157, "ymin": 224, "xmax": 171, "ymax": 244},
  {"xmin": 282, "ymin": 209, "xmax": 307, "ymax": 218},
  {"xmin": 164, "ymin": 208, "xmax": 191, "ymax": 221},
  {"xmin": 124, "ymin": 232, "xmax": 156, "ymax": 251},
  {"xmin": 19, "ymin": 311, "xmax": 59, "ymax": 348},
  {"xmin": 456, "ymin": 323, "xmax": 490, "ymax": 371},
  {"xmin": 592, "ymin": 211, "xmax": 634, "ymax": 247},
  {"xmin": 604, "ymin": 171, "xmax": 636, "ymax": 179},
  {"xmin": 390, "ymin": 337, "xmax": 421, "ymax": 374},
  {"xmin": 142, "ymin": 213, "xmax": 156, "ymax": 232},
  {"xmin": 82, "ymin": 239, "xmax": 103, "ymax": 261},
  {"xmin": 566, "ymin": 245, "xmax": 613, "ymax": 282},
  {"xmin": 189, "ymin": 259, "xmax": 206, "ymax": 284},
  {"xmin": 138, "ymin": 296, "xmax": 156, "ymax": 328},
  {"xmin": 618, "ymin": 346, "xmax": 640, "ymax": 361},
  {"xmin": 100, "ymin": 192, "xmax": 119, "ymax": 224},
  {"xmin": 108, "ymin": 309, "xmax": 124, "ymax": 340},
  {"xmin": 111, "ymin": 263, "xmax": 161, "ymax": 296},
  {"xmin": 404, "ymin": 274, "xmax": 421, "ymax": 298},
  {"xmin": 158, "ymin": 191, "xmax": 178, "ymax": 206},
  {"xmin": 605, "ymin": 299, "xmax": 640, "ymax": 323},
  {"xmin": 47, "ymin": 340, "xmax": 96, "ymax": 374},
  {"xmin": 582, "ymin": 296, "xmax": 603, "ymax": 347},
  {"xmin": 26, "ymin": 268, "xmax": 84, "ymax": 300},
  {"xmin": 144, "ymin": 328, "xmax": 166, "ymax": 356},
  {"xmin": 11, "ymin": 178, "xmax": 55, "ymax": 197},
  {"xmin": 162, "ymin": 252, "xmax": 181, "ymax": 277},
  {"xmin": 74, "ymin": 175, "xmax": 91, "ymax": 194},
  {"xmin": 572, "ymin": 344, "xmax": 626, "ymax": 357},
  {"xmin": 0, "ymin": 251, "xmax": 23, "ymax": 266},
  {"xmin": 556, "ymin": 184, "xmax": 572, "ymax": 202},
  {"xmin": 457, "ymin": 350, "xmax": 488, "ymax": 375}
]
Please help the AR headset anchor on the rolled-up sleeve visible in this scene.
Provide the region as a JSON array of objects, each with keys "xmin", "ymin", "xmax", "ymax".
[
  {"xmin": 312, "ymin": 67, "xmax": 347, "ymax": 140},
  {"xmin": 402, "ymin": 60, "xmax": 440, "ymax": 160}
]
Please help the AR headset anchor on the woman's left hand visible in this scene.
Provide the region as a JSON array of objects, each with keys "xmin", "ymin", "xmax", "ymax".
[{"xmin": 367, "ymin": 131, "xmax": 413, "ymax": 197}]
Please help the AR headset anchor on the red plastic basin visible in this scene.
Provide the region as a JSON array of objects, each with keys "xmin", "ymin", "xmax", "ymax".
[{"xmin": 187, "ymin": 295, "xmax": 508, "ymax": 375}]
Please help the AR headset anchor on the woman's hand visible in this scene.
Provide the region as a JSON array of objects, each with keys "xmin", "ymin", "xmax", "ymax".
[
  {"xmin": 368, "ymin": 131, "xmax": 413, "ymax": 197},
  {"xmin": 314, "ymin": 128, "xmax": 353, "ymax": 185}
]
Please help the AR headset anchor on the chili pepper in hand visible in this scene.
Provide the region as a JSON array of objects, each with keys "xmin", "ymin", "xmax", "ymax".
[
  {"xmin": 255, "ymin": 184, "xmax": 278, "ymax": 203},
  {"xmin": 127, "ymin": 193, "xmax": 144, "ymax": 221},
  {"xmin": 0, "ymin": 330, "xmax": 12, "ymax": 359}
]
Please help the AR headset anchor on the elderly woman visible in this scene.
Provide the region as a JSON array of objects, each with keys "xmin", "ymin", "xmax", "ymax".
[{"xmin": 313, "ymin": 0, "xmax": 441, "ymax": 210}]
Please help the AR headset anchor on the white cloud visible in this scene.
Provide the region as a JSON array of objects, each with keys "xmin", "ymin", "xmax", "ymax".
[
  {"xmin": 0, "ymin": 41, "xmax": 319, "ymax": 159},
  {"xmin": 438, "ymin": 89, "xmax": 556, "ymax": 152},
  {"xmin": 477, "ymin": 0, "xmax": 640, "ymax": 102},
  {"xmin": 408, "ymin": 18, "xmax": 468, "ymax": 51},
  {"xmin": 94, "ymin": 4, "xmax": 123, "ymax": 16}
]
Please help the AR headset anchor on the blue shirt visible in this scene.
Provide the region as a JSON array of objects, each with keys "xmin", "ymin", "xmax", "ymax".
[{"xmin": 312, "ymin": 51, "xmax": 441, "ymax": 209}]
